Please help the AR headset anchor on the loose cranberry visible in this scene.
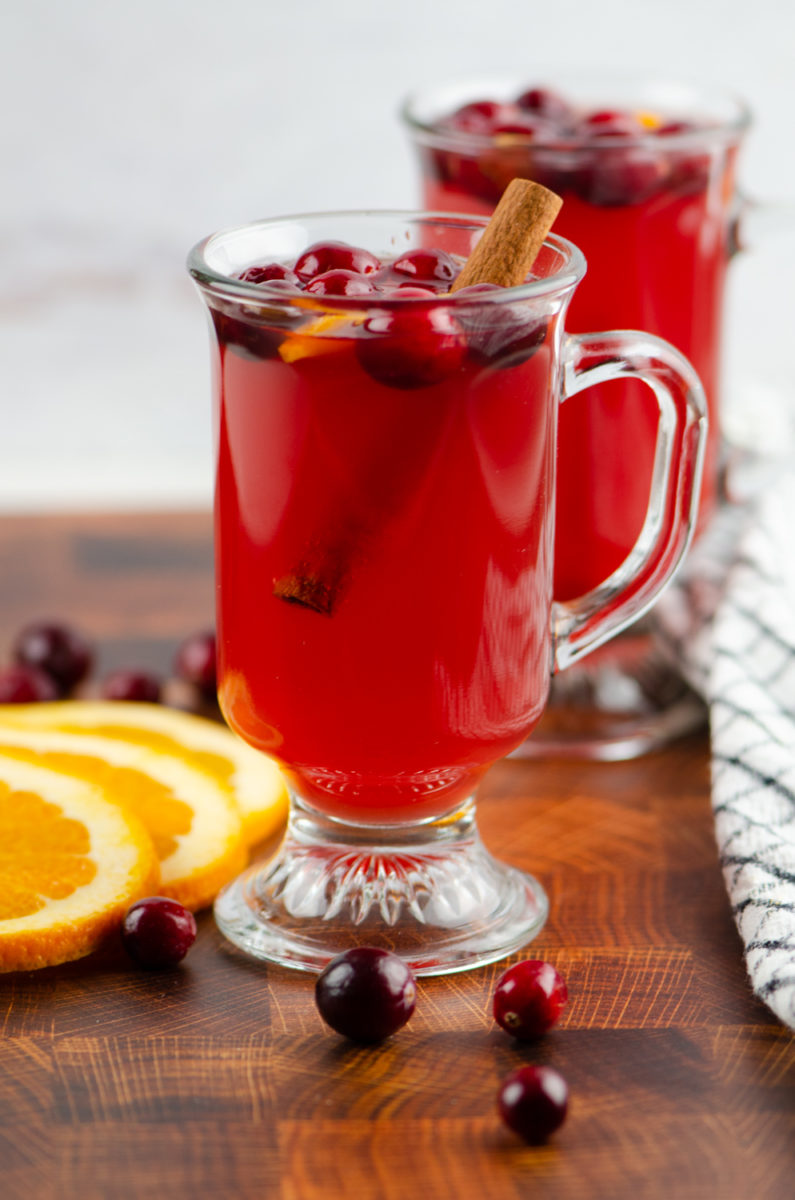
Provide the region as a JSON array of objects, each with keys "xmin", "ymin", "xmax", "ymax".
[
  {"xmin": 493, "ymin": 959, "xmax": 568, "ymax": 1038},
  {"xmin": 0, "ymin": 664, "xmax": 59, "ymax": 703},
  {"xmin": 315, "ymin": 947, "xmax": 417, "ymax": 1042},
  {"xmin": 121, "ymin": 896, "xmax": 197, "ymax": 968},
  {"xmin": 101, "ymin": 669, "xmax": 161, "ymax": 703},
  {"xmin": 516, "ymin": 86, "xmax": 574, "ymax": 126},
  {"xmin": 497, "ymin": 1065, "xmax": 569, "ymax": 1143},
  {"xmin": 355, "ymin": 301, "xmax": 466, "ymax": 389},
  {"xmin": 174, "ymin": 630, "xmax": 217, "ymax": 699},
  {"xmin": 390, "ymin": 248, "xmax": 458, "ymax": 285},
  {"xmin": 305, "ymin": 269, "xmax": 377, "ymax": 297},
  {"xmin": 12, "ymin": 621, "xmax": 93, "ymax": 695},
  {"xmin": 238, "ymin": 262, "xmax": 299, "ymax": 286},
  {"xmin": 294, "ymin": 241, "xmax": 380, "ymax": 282}
]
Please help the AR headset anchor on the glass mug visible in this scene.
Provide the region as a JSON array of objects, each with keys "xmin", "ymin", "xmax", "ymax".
[
  {"xmin": 402, "ymin": 73, "xmax": 748, "ymax": 758},
  {"xmin": 188, "ymin": 211, "xmax": 707, "ymax": 975}
]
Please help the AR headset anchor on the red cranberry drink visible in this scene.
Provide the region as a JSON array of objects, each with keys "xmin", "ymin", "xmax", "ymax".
[
  {"xmin": 403, "ymin": 76, "xmax": 749, "ymax": 598},
  {"xmin": 190, "ymin": 210, "xmax": 706, "ymax": 974},
  {"xmin": 210, "ymin": 241, "xmax": 559, "ymax": 826}
]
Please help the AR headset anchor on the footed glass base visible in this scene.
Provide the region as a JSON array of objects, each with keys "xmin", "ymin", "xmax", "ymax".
[
  {"xmin": 514, "ymin": 623, "xmax": 706, "ymax": 762},
  {"xmin": 214, "ymin": 797, "xmax": 548, "ymax": 976}
]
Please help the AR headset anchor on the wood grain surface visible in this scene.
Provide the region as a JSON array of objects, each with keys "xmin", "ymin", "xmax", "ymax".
[{"xmin": 0, "ymin": 511, "xmax": 792, "ymax": 1200}]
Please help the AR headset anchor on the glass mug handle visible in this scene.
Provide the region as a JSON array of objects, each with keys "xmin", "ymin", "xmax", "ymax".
[
  {"xmin": 552, "ymin": 331, "xmax": 708, "ymax": 671},
  {"xmin": 733, "ymin": 193, "xmax": 795, "ymax": 255}
]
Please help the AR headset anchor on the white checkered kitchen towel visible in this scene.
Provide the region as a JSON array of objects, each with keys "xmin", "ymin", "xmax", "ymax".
[{"xmin": 658, "ymin": 464, "xmax": 795, "ymax": 1031}]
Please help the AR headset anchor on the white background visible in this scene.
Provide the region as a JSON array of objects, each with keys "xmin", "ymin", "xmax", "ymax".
[{"xmin": 2, "ymin": 0, "xmax": 794, "ymax": 512}]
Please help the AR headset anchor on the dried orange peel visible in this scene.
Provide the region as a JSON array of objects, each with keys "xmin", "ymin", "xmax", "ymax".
[
  {"xmin": 0, "ymin": 701, "xmax": 289, "ymax": 847},
  {"xmin": 0, "ymin": 753, "xmax": 159, "ymax": 973}
]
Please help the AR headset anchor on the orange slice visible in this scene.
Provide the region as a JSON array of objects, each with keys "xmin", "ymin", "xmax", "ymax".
[
  {"xmin": 635, "ymin": 109, "xmax": 663, "ymax": 130},
  {"xmin": 0, "ymin": 725, "xmax": 247, "ymax": 912},
  {"xmin": 0, "ymin": 752, "xmax": 159, "ymax": 972},
  {"xmin": 0, "ymin": 701, "xmax": 288, "ymax": 846},
  {"xmin": 278, "ymin": 312, "xmax": 360, "ymax": 363}
]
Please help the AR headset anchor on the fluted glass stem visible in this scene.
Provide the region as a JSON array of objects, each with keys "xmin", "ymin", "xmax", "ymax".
[{"xmin": 214, "ymin": 794, "xmax": 548, "ymax": 976}]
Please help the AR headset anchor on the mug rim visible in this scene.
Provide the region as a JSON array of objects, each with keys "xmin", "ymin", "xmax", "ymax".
[
  {"xmin": 401, "ymin": 71, "xmax": 752, "ymax": 151},
  {"xmin": 187, "ymin": 210, "xmax": 587, "ymax": 307}
]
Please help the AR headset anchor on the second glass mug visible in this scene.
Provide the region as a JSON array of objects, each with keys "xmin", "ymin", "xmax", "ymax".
[
  {"xmin": 402, "ymin": 72, "xmax": 750, "ymax": 759},
  {"xmin": 189, "ymin": 210, "xmax": 706, "ymax": 975}
]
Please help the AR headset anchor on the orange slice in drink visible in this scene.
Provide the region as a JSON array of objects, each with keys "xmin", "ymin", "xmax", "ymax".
[
  {"xmin": 278, "ymin": 312, "xmax": 360, "ymax": 363},
  {"xmin": 0, "ymin": 701, "xmax": 289, "ymax": 847},
  {"xmin": 635, "ymin": 109, "xmax": 663, "ymax": 130},
  {"xmin": 0, "ymin": 752, "xmax": 159, "ymax": 972}
]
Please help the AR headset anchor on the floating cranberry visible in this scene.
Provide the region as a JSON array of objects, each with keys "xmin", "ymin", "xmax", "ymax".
[
  {"xmin": 238, "ymin": 262, "xmax": 299, "ymax": 286},
  {"xmin": 455, "ymin": 285, "xmax": 547, "ymax": 368},
  {"xmin": 12, "ymin": 620, "xmax": 93, "ymax": 695},
  {"xmin": 454, "ymin": 284, "xmax": 503, "ymax": 297},
  {"xmin": 516, "ymin": 86, "xmax": 574, "ymax": 125},
  {"xmin": 656, "ymin": 120, "xmax": 692, "ymax": 137},
  {"xmin": 315, "ymin": 947, "xmax": 417, "ymax": 1042},
  {"xmin": 174, "ymin": 630, "xmax": 217, "ymax": 699},
  {"xmin": 390, "ymin": 248, "xmax": 458, "ymax": 285},
  {"xmin": 658, "ymin": 123, "xmax": 712, "ymax": 194},
  {"xmin": 390, "ymin": 279, "xmax": 448, "ymax": 293},
  {"xmin": 492, "ymin": 115, "xmax": 553, "ymax": 139},
  {"xmin": 294, "ymin": 241, "xmax": 380, "ymax": 282},
  {"xmin": 213, "ymin": 278, "xmax": 301, "ymax": 361},
  {"xmin": 305, "ymin": 269, "xmax": 377, "ymax": 297},
  {"xmin": 355, "ymin": 301, "xmax": 466, "ymax": 389},
  {"xmin": 430, "ymin": 86, "xmax": 712, "ymax": 207},
  {"xmin": 212, "ymin": 309, "xmax": 284, "ymax": 362},
  {"xmin": 101, "ymin": 669, "xmax": 162, "ymax": 703},
  {"xmin": 251, "ymin": 277, "xmax": 301, "ymax": 294},
  {"xmin": 493, "ymin": 959, "xmax": 568, "ymax": 1038},
  {"xmin": 520, "ymin": 155, "xmax": 571, "ymax": 199},
  {"xmin": 670, "ymin": 153, "xmax": 711, "ymax": 194},
  {"xmin": 579, "ymin": 146, "xmax": 665, "ymax": 205},
  {"xmin": 0, "ymin": 664, "xmax": 59, "ymax": 703},
  {"xmin": 381, "ymin": 286, "xmax": 438, "ymax": 299},
  {"xmin": 444, "ymin": 99, "xmax": 504, "ymax": 133},
  {"xmin": 497, "ymin": 1065, "xmax": 569, "ymax": 1143},
  {"xmin": 428, "ymin": 145, "xmax": 505, "ymax": 204},
  {"xmin": 121, "ymin": 896, "xmax": 197, "ymax": 968},
  {"xmin": 580, "ymin": 109, "xmax": 640, "ymax": 138}
]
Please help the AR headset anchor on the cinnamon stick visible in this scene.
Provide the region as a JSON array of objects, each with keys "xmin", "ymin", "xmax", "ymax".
[
  {"xmin": 449, "ymin": 179, "xmax": 562, "ymax": 292},
  {"xmin": 274, "ymin": 179, "xmax": 562, "ymax": 614},
  {"xmin": 273, "ymin": 545, "xmax": 350, "ymax": 616}
]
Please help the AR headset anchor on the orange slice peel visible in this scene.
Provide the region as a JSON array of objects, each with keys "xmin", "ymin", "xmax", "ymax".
[
  {"xmin": 0, "ymin": 724, "xmax": 248, "ymax": 912},
  {"xmin": 0, "ymin": 701, "xmax": 289, "ymax": 847},
  {"xmin": 0, "ymin": 753, "xmax": 159, "ymax": 973}
]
